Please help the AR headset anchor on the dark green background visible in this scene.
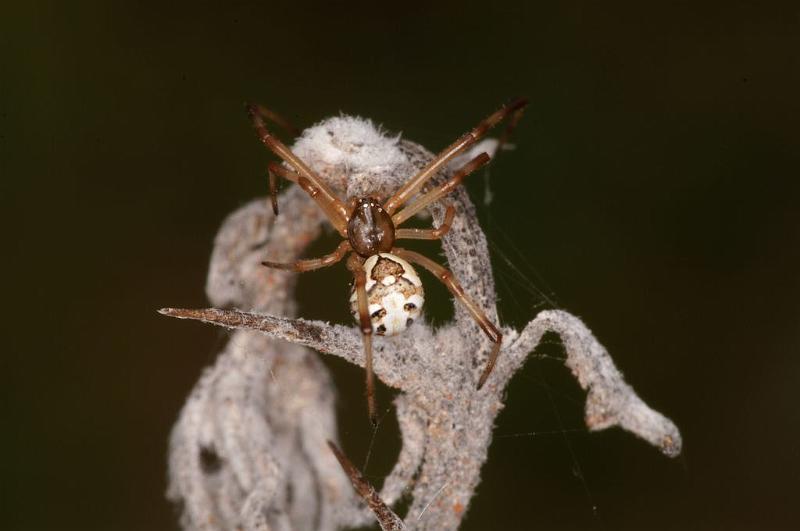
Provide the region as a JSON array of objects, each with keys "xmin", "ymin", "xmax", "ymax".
[{"xmin": 4, "ymin": 1, "xmax": 799, "ymax": 530}]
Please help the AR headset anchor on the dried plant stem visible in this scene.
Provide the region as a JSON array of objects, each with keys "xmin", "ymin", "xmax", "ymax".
[
  {"xmin": 164, "ymin": 119, "xmax": 681, "ymax": 530},
  {"xmin": 327, "ymin": 441, "xmax": 406, "ymax": 531}
]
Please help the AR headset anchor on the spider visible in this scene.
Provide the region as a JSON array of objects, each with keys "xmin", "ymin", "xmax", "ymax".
[{"xmin": 246, "ymin": 99, "xmax": 528, "ymax": 423}]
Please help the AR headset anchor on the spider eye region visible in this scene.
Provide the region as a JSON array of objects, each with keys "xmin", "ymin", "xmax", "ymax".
[
  {"xmin": 349, "ymin": 253, "xmax": 424, "ymax": 336},
  {"xmin": 347, "ymin": 198, "xmax": 395, "ymax": 256}
]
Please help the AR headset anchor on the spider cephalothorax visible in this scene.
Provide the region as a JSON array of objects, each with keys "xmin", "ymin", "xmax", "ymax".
[
  {"xmin": 247, "ymin": 99, "xmax": 527, "ymax": 423},
  {"xmin": 347, "ymin": 197, "xmax": 395, "ymax": 256}
]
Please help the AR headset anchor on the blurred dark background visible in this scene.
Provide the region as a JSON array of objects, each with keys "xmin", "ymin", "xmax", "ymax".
[{"xmin": 3, "ymin": 1, "xmax": 799, "ymax": 530}]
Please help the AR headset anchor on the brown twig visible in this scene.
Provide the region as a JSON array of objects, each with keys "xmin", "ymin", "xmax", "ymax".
[{"xmin": 327, "ymin": 441, "xmax": 406, "ymax": 531}]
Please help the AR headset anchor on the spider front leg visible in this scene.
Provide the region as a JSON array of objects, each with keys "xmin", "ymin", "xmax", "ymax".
[
  {"xmin": 346, "ymin": 253, "xmax": 378, "ymax": 425},
  {"xmin": 393, "ymin": 248, "xmax": 502, "ymax": 390},
  {"xmin": 267, "ymin": 164, "xmax": 281, "ymax": 216},
  {"xmin": 494, "ymin": 99, "xmax": 527, "ymax": 158},
  {"xmin": 262, "ymin": 240, "xmax": 351, "ymax": 272},
  {"xmin": 248, "ymin": 105, "xmax": 301, "ymax": 216},
  {"xmin": 383, "ymin": 97, "xmax": 529, "ymax": 214},
  {"xmin": 250, "ymin": 103, "xmax": 301, "ymax": 138},
  {"xmin": 395, "ymin": 205, "xmax": 455, "ymax": 240},
  {"xmin": 392, "ymin": 153, "xmax": 490, "ymax": 227},
  {"xmin": 266, "ymin": 162, "xmax": 348, "ymax": 230},
  {"xmin": 247, "ymin": 104, "xmax": 350, "ymax": 234}
]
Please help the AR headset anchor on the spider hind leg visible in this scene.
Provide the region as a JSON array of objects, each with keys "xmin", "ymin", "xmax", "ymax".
[{"xmin": 393, "ymin": 248, "xmax": 503, "ymax": 389}]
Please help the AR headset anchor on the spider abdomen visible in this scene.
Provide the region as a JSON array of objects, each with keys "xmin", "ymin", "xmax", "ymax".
[{"xmin": 349, "ymin": 253, "xmax": 424, "ymax": 336}]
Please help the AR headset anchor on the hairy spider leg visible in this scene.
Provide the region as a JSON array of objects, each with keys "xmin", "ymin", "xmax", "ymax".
[
  {"xmin": 393, "ymin": 248, "xmax": 503, "ymax": 390},
  {"xmin": 247, "ymin": 104, "xmax": 350, "ymax": 235},
  {"xmin": 382, "ymin": 97, "xmax": 529, "ymax": 215},
  {"xmin": 262, "ymin": 240, "xmax": 351, "ymax": 272},
  {"xmin": 392, "ymin": 153, "xmax": 490, "ymax": 227},
  {"xmin": 347, "ymin": 253, "xmax": 378, "ymax": 425},
  {"xmin": 394, "ymin": 205, "xmax": 455, "ymax": 240}
]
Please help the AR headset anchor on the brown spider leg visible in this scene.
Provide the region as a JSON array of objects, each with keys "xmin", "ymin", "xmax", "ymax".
[
  {"xmin": 250, "ymin": 103, "xmax": 301, "ymax": 138},
  {"xmin": 262, "ymin": 240, "xmax": 350, "ymax": 272},
  {"xmin": 392, "ymin": 152, "xmax": 490, "ymax": 227},
  {"xmin": 267, "ymin": 162, "xmax": 348, "ymax": 237},
  {"xmin": 383, "ymin": 97, "xmax": 529, "ymax": 214},
  {"xmin": 246, "ymin": 104, "xmax": 350, "ymax": 233},
  {"xmin": 347, "ymin": 253, "xmax": 378, "ymax": 425},
  {"xmin": 395, "ymin": 205, "xmax": 455, "ymax": 240},
  {"xmin": 267, "ymin": 165, "xmax": 280, "ymax": 216},
  {"xmin": 249, "ymin": 105, "xmax": 301, "ymax": 215},
  {"xmin": 495, "ymin": 99, "xmax": 527, "ymax": 157},
  {"xmin": 393, "ymin": 248, "xmax": 502, "ymax": 390}
]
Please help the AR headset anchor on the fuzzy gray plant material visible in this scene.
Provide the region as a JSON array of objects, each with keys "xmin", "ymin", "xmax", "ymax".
[{"xmin": 162, "ymin": 115, "xmax": 682, "ymax": 531}]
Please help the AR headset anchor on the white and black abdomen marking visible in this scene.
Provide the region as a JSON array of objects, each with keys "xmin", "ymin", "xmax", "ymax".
[{"xmin": 349, "ymin": 253, "xmax": 424, "ymax": 336}]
